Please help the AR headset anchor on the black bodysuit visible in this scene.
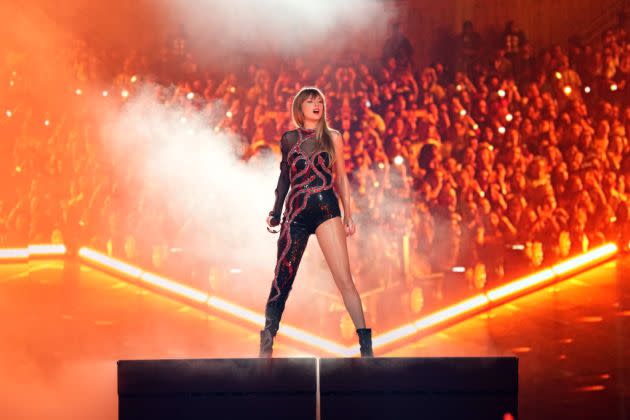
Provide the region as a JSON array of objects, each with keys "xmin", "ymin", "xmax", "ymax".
[{"xmin": 263, "ymin": 126, "xmax": 342, "ymax": 336}]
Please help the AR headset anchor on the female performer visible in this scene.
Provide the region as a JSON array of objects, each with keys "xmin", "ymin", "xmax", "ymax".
[{"xmin": 261, "ymin": 86, "xmax": 373, "ymax": 357}]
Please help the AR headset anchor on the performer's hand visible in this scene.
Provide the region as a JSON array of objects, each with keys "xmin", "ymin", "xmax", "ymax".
[
  {"xmin": 266, "ymin": 214, "xmax": 280, "ymax": 234},
  {"xmin": 343, "ymin": 215, "xmax": 356, "ymax": 236}
]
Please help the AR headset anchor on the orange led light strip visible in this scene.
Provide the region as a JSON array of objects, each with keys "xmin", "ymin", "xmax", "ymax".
[
  {"xmin": 78, "ymin": 247, "xmax": 348, "ymax": 355},
  {"xmin": 0, "ymin": 242, "xmax": 617, "ymax": 356},
  {"xmin": 355, "ymin": 242, "xmax": 619, "ymax": 356},
  {"xmin": 207, "ymin": 296, "xmax": 350, "ymax": 356},
  {"xmin": 0, "ymin": 244, "xmax": 67, "ymax": 259}
]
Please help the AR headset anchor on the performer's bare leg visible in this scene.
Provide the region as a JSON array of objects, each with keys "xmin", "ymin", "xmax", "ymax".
[{"xmin": 315, "ymin": 216, "xmax": 366, "ymax": 329}]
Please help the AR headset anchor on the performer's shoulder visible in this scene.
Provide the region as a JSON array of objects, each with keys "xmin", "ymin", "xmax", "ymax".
[
  {"xmin": 279, "ymin": 130, "xmax": 298, "ymax": 148},
  {"xmin": 281, "ymin": 129, "xmax": 299, "ymax": 139}
]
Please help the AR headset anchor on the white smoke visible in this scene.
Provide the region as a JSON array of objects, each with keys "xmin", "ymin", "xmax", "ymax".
[
  {"xmin": 159, "ymin": 0, "xmax": 395, "ymax": 58},
  {"xmin": 103, "ymin": 86, "xmax": 277, "ymax": 267}
]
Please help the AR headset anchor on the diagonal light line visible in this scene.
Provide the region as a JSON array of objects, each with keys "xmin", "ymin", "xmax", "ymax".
[
  {"xmin": 78, "ymin": 248, "xmax": 143, "ymax": 278},
  {"xmin": 77, "ymin": 247, "xmax": 346, "ymax": 355},
  {"xmin": 486, "ymin": 269, "xmax": 555, "ymax": 301},
  {"xmin": 140, "ymin": 271, "xmax": 208, "ymax": 303},
  {"xmin": 368, "ymin": 243, "xmax": 618, "ymax": 353},
  {"xmin": 1, "ymin": 242, "xmax": 618, "ymax": 356},
  {"xmin": 208, "ymin": 296, "xmax": 350, "ymax": 356},
  {"xmin": 551, "ymin": 243, "xmax": 617, "ymax": 275},
  {"xmin": 413, "ymin": 294, "xmax": 490, "ymax": 329}
]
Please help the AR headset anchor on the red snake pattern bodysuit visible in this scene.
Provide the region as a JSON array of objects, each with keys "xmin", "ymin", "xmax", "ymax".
[{"xmin": 263, "ymin": 126, "xmax": 341, "ymax": 336}]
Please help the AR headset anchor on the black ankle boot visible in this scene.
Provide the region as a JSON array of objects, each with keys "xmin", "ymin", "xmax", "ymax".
[
  {"xmin": 356, "ymin": 328, "xmax": 374, "ymax": 357},
  {"xmin": 259, "ymin": 329, "xmax": 274, "ymax": 358}
]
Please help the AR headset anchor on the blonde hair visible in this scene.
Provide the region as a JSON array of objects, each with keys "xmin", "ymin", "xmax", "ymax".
[{"xmin": 291, "ymin": 86, "xmax": 337, "ymax": 168}]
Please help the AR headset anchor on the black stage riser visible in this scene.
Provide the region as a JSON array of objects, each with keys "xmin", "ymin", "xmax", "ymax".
[
  {"xmin": 320, "ymin": 357, "xmax": 518, "ymax": 420},
  {"xmin": 118, "ymin": 357, "xmax": 518, "ymax": 420},
  {"xmin": 118, "ymin": 358, "xmax": 316, "ymax": 420}
]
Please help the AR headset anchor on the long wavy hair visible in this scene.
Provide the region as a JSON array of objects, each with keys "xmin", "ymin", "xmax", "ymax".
[{"xmin": 291, "ymin": 86, "xmax": 337, "ymax": 169}]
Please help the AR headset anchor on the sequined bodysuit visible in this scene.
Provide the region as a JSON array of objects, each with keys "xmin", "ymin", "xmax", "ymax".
[{"xmin": 263, "ymin": 126, "xmax": 342, "ymax": 336}]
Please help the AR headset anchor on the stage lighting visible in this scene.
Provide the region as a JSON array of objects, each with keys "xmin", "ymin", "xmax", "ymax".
[
  {"xmin": 121, "ymin": 89, "xmax": 129, "ymax": 98},
  {"xmin": 505, "ymin": 113, "xmax": 513, "ymax": 122},
  {"xmin": 498, "ymin": 126, "xmax": 506, "ymax": 134},
  {"xmin": 393, "ymin": 155, "xmax": 404, "ymax": 165},
  {"xmin": 75, "ymin": 88, "xmax": 82, "ymax": 96},
  {"xmin": 130, "ymin": 75, "xmax": 138, "ymax": 83},
  {"xmin": 498, "ymin": 89, "xmax": 506, "ymax": 97},
  {"xmin": 102, "ymin": 90, "xmax": 109, "ymax": 97},
  {"xmin": 563, "ymin": 86, "xmax": 572, "ymax": 95},
  {"xmin": 584, "ymin": 86, "xmax": 591, "ymax": 93},
  {"xmin": 5, "ymin": 110, "xmax": 12, "ymax": 118},
  {"xmin": 554, "ymin": 71, "xmax": 562, "ymax": 80},
  {"xmin": 610, "ymin": 83, "xmax": 618, "ymax": 92},
  {"xmin": 187, "ymin": 92, "xmax": 195, "ymax": 100},
  {"xmin": 459, "ymin": 109, "xmax": 467, "ymax": 116}
]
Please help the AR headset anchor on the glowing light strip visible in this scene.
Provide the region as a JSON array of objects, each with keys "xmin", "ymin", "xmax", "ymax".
[
  {"xmin": 486, "ymin": 269, "xmax": 555, "ymax": 301},
  {"xmin": 371, "ymin": 324, "xmax": 417, "ymax": 348},
  {"xmin": 281, "ymin": 325, "xmax": 351, "ymax": 356},
  {"xmin": 0, "ymin": 248, "xmax": 29, "ymax": 259},
  {"xmin": 551, "ymin": 243, "xmax": 617, "ymax": 275},
  {"xmin": 369, "ymin": 242, "xmax": 618, "ymax": 352},
  {"xmin": 207, "ymin": 296, "xmax": 265, "ymax": 324},
  {"xmin": 3, "ymin": 243, "xmax": 616, "ymax": 356},
  {"xmin": 28, "ymin": 244, "xmax": 67, "ymax": 256},
  {"xmin": 78, "ymin": 247, "xmax": 143, "ymax": 278},
  {"xmin": 76, "ymin": 247, "xmax": 345, "ymax": 355},
  {"xmin": 413, "ymin": 294, "xmax": 490, "ymax": 329},
  {"xmin": 0, "ymin": 245, "xmax": 67, "ymax": 260},
  {"xmin": 353, "ymin": 295, "xmax": 492, "ymax": 356},
  {"xmin": 78, "ymin": 248, "xmax": 208, "ymax": 302},
  {"xmin": 207, "ymin": 296, "xmax": 348, "ymax": 355},
  {"xmin": 141, "ymin": 272, "xmax": 208, "ymax": 303}
]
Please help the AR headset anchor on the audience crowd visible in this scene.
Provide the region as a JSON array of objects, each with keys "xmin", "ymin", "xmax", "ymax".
[{"xmin": 1, "ymin": 19, "xmax": 629, "ymax": 296}]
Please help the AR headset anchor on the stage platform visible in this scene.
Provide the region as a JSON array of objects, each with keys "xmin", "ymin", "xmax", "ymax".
[{"xmin": 118, "ymin": 357, "xmax": 518, "ymax": 420}]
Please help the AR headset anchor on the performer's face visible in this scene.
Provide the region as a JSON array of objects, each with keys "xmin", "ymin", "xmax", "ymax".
[{"xmin": 302, "ymin": 95, "xmax": 323, "ymax": 122}]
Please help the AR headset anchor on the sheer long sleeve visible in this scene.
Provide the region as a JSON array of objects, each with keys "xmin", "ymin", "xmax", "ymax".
[{"xmin": 270, "ymin": 133, "xmax": 290, "ymax": 221}]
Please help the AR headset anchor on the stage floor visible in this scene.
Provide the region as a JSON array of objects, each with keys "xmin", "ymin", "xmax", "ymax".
[{"xmin": 0, "ymin": 256, "xmax": 628, "ymax": 419}]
